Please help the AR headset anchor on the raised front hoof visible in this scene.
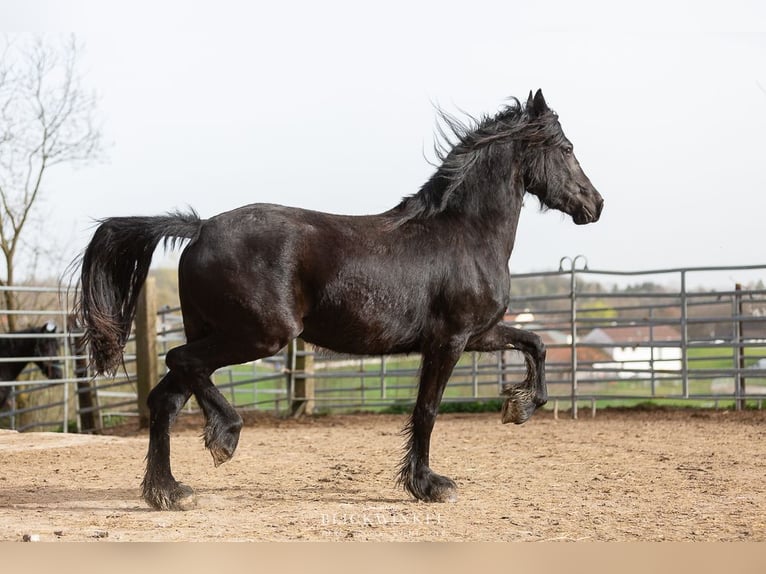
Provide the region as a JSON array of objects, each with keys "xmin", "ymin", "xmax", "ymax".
[
  {"xmin": 406, "ymin": 470, "xmax": 458, "ymax": 503},
  {"xmin": 204, "ymin": 417, "xmax": 243, "ymax": 467},
  {"xmin": 142, "ymin": 480, "xmax": 197, "ymax": 511},
  {"xmin": 500, "ymin": 384, "xmax": 545, "ymax": 425}
]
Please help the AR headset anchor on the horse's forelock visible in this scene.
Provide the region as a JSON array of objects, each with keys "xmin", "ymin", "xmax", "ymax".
[
  {"xmin": 441, "ymin": 99, "xmax": 564, "ymax": 164},
  {"xmin": 521, "ymin": 113, "xmax": 566, "ymax": 148}
]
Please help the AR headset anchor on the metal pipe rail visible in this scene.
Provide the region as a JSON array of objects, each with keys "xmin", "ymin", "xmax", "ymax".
[{"xmin": 3, "ymin": 263, "xmax": 766, "ymax": 430}]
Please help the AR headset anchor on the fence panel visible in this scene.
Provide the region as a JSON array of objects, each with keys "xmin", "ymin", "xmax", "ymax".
[
  {"xmin": 508, "ymin": 261, "xmax": 766, "ymax": 417},
  {"xmin": 2, "ymin": 262, "xmax": 765, "ymax": 431}
]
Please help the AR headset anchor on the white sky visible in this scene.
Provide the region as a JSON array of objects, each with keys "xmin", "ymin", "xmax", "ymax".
[{"xmin": 4, "ymin": 0, "xmax": 766, "ymax": 285}]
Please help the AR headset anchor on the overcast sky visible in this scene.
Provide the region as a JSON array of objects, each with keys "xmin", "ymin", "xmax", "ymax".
[{"xmin": 5, "ymin": 0, "xmax": 766, "ymax": 286}]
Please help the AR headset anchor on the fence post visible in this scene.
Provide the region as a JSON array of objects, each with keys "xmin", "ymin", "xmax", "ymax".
[
  {"xmin": 289, "ymin": 338, "xmax": 314, "ymax": 416},
  {"xmin": 68, "ymin": 315, "xmax": 102, "ymax": 433},
  {"xmin": 135, "ymin": 277, "xmax": 158, "ymax": 429},
  {"xmin": 680, "ymin": 270, "xmax": 689, "ymax": 398},
  {"xmin": 560, "ymin": 255, "xmax": 587, "ymax": 419},
  {"xmin": 734, "ymin": 283, "xmax": 746, "ymax": 411}
]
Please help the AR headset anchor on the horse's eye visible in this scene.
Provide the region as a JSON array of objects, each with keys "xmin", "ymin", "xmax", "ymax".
[{"xmin": 563, "ymin": 146, "xmax": 573, "ymax": 156}]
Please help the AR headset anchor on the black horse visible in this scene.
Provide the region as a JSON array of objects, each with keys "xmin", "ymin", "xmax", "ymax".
[
  {"xmin": 77, "ymin": 90, "xmax": 603, "ymax": 510},
  {"xmin": 0, "ymin": 322, "xmax": 64, "ymax": 408}
]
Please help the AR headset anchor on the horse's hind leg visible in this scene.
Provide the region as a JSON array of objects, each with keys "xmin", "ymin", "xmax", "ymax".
[
  {"xmin": 141, "ymin": 335, "xmax": 271, "ymax": 511},
  {"xmin": 466, "ymin": 323, "xmax": 547, "ymax": 424},
  {"xmin": 142, "ymin": 370, "xmax": 195, "ymax": 510},
  {"xmin": 165, "ymin": 332, "xmax": 291, "ymax": 466},
  {"xmin": 190, "ymin": 379, "xmax": 243, "ymax": 467}
]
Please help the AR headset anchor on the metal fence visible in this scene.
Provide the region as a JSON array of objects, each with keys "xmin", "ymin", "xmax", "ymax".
[
  {"xmin": 0, "ymin": 284, "xmax": 108, "ymax": 432},
  {"xmin": 1, "ymin": 261, "xmax": 765, "ymax": 432},
  {"xmin": 508, "ymin": 259, "xmax": 766, "ymax": 417}
]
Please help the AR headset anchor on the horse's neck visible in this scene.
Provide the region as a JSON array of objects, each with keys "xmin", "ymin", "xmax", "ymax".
[
  {"xmin": 393, "ymin": 161, "xmax": 525, "ymax": 261},
  {"xmin": 0, "ymin": 361, "xmax": 27, "ymax": 380},
  {"xmin": 495, "ymin": 188, "xmax": 525, "ymax": 260},
  {"xmin": 459, "ymin": 172, "xmax": 526, "ymax": 261},
  {"xmin": 0, "ymin": 356, "xmax": 29, "ymax": 380},
  {"xmin": 0, "ymin": 339, "xmax": 33, "ymax": 380}
]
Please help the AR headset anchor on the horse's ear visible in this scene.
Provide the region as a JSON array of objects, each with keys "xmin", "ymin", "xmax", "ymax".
[
  {"xmin": 42, "ymin": 322, "xmax": 57, "ymax": 333},
  {"xmin": 526, "ymin": 90, "xmax": 535, "ymax": 111},
  {"xmin": 530, "ymin": 89, "xmax": 549, "ymax": 117}
]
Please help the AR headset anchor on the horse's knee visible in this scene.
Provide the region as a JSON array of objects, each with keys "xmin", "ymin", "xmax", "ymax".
[
  {"xmin": 527, "ymin": 332, "xmax": 545, "ymax": 360},
  {"xmin": 532, "ymin": 335, "xmax": 547, "ymax": 377},
  {"xmin": 524, "ymin": 333, "xmax": 546, "ymax": 376}
]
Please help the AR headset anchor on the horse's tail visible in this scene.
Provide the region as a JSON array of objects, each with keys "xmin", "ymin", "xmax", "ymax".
[{"xmin": 77, "ymin": 210, "xmax": 203, "ymax": 375}]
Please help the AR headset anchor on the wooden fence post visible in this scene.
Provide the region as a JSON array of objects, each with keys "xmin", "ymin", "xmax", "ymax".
[
  {"xmin": 135, "ymin": 277, "xmax": 158, "ymax": 429},
  {"xmin": 289, "ymin": 338, "xmax": 315, "ymax": 416}
]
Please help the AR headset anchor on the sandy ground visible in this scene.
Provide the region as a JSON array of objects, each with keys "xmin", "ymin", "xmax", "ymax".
[{"xmin": 0, "ymin": 408, "xmax": 764, "ymax": 542}]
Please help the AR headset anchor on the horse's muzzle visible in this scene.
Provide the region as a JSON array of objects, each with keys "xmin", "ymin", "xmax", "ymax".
[{"xmin": 574, "ymin": 193, "xmax": 603, "ymax": 225}]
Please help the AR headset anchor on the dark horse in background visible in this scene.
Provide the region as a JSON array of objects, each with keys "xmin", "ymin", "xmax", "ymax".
[
  {"xmin": 76, "ymin": 90, "xmax": 603, "ymax": 510},
  {"xmin": 0, "ymin": 322, "xmax": 64, "ymax": 408}
]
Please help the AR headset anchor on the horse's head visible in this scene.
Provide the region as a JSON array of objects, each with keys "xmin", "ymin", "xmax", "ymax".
[
  {"xmin": 33, "ymin": 322, "xmax": 64, "ymax": 379},
  {"xmin": 521, "ymin": 90, "xmax": 603, "ymax": 225}
]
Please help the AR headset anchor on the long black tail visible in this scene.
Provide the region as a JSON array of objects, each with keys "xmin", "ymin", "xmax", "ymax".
[{"xmin": 77, "ymin": 210, "xmax": 203, "ymax": 375}]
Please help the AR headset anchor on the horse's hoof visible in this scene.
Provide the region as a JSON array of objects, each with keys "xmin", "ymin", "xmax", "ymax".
[
  {"xmin": 209, "ymin": 447, "xmax": 232, "ymax": 468},
  {"xmin": 428, "ymin": 481, "xmax": 458, "ymax": 503},
  {"xmin": 143, "ymin": 481, "xmax": 197, "ymax": 511},
  {"xmin": 501, "ymin": 397, "xmax": 535, "ymax": 424},
  {"xmin": 407, "ymin": 469, "xmax": 458, "ymax": 503},
  {"xmin": 500, "ymin": 384, "xmax": 537, "ymax": 424},
  {"xmin": 170, "ymin": 483, "xmax": 197, "ymax": 511},
  {"xmin": 204, "ymin": 419, "xmax": 243, "ymax": 467}
]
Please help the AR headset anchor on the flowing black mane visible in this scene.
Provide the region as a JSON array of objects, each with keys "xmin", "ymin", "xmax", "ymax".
[{"xmin": 394, "ymin": 96, "xmax": 569, "ymax": 220}]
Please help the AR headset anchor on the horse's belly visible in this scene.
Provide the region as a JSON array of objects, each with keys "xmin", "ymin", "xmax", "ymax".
[{"xmin": 300, "ymin": 305, "xmax": 421, "ymax": 356}]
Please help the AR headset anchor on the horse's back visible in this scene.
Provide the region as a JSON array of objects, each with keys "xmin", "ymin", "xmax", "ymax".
[{"xmin": 176, "ymin": 204, "xmax": 392, "ymax": 338}]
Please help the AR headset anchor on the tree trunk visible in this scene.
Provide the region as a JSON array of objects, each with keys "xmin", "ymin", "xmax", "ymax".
[{"xmin": 2, "ymin": 249, "xmax": 17, "ymax": 331}]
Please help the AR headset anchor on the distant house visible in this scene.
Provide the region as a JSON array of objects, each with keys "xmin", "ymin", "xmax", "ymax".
[
  {"xmin": 501, "ymin": 312, "xmax": 612, "ymax": 381},
  {"xmin": 582, "ymin": 324, "xmax": 682, "ymax": 378}
]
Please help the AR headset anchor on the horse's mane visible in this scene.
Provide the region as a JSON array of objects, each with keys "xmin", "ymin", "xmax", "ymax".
[{"xmin": 392, "ymin": 96, "xmax": 566, "ymax": 221}]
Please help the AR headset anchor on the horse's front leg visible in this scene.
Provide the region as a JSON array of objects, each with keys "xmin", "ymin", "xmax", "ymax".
[
  {"xmin": 466, "ymin": 323, "xmax": 547, "ymax": 424},
  {"xmin": 142, "ymin": 370, "xmax": 195, "ymax": 510},
  {"xmin": 397, "ymin": 339, "xmax": 465, "ymax": 503}
]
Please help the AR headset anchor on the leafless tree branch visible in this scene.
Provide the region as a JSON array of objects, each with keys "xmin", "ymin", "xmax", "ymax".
[{"xmin": 0, "ymin": 34, "xmax": 103, "ymax": 327}]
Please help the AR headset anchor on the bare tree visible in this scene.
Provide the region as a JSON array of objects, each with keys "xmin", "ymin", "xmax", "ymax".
[{"xmin": 0, "ymin": 35, "xmax": 102, "ymax": 329}]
